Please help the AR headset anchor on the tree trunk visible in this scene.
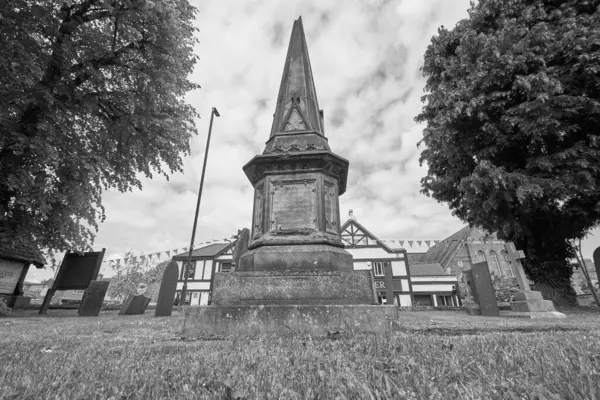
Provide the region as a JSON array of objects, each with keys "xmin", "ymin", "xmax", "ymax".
[{"xmin": 535, "ymin": 281, "xmax": 578, "ymax": 307}]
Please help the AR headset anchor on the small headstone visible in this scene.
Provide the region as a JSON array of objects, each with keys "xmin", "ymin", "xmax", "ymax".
[
  {"xmin": 593, "ymin": 247, "xmax": 600, "ymax": 280},
  {"xmin": 119, "ymin": 293, "xmax": 151, "ymax": 315},
  {"xmin": 155, "ymin": 261, "xmax": 179, "ymax": 317},
  {"xmin": 232, "ymin": 228, "xmax": 250, "ymax": 272},
  {"xmin": 466, "ymin": 262, "xmax": 500, "ymax": 317},
  {"xmin": 78, "ymin": 280, "xmax": 110, "ymax": 317}
]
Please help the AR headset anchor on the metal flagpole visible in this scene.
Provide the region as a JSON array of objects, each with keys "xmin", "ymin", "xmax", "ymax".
[{"xmin": 180, "ymin": 107, "xmax": 220, "ymax": 305}]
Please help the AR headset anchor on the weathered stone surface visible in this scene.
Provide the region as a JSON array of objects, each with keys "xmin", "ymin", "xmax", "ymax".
[
  {"xmin": 155, "ymin": 261, "xmax": 179, "ymax": 317},
  {"xmin": 513, "ymin": 291, "xmax": 544, "ymax": 302},
  {"xmin": 119, "ymin": 294, "xmax": 151, "ymax": 315},
  {"xmin": 78, "ymin": 280, "xmax": 109, "ymax": 317},
  {"xmin": 510, "ymin": 298, "xmax": 556, "ymax": 312},
  {"xmin": 239, "ymin": 244, "xmax": 353, "ymax": 272},
  {"xmin": 211, "ymin": 270, "xmax": 376, "ymax": 306},
  {"xmin": 500, "ymin": 310, "xmax": 567, "ymax": 319},
  {"xmin": 182, "ymin": 305, "xmax": 398, "ymax": 337},
  {"xmin": 465, "ymin": 263, "xmax": 499, "ymax": 317}
]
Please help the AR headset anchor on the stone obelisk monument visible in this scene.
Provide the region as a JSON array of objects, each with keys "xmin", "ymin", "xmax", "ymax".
[{"xmin": 183, "ymin": 17, "xmax": 397, "ymax": 336}]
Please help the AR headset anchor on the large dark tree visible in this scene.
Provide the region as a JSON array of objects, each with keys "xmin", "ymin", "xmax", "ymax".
[
  {"xmin": 416, "ymin": 0, "xmax": 600, "ymax": 305},
  {"xmin": 0, "ymin": 0, "xmax": 199, "ymax": 259}
]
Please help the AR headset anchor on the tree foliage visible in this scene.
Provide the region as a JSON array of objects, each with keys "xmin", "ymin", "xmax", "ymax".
[
  {"xmin": 416, "ymin": 0, "xmax": 600, "ymax": 305},
  {"xmin": 0, "ymin": 0, "xmax": 200, "ymax": 258},
  {"xmin": 105, "ymin": 251, "xmax": 169, "ymax": 301}
]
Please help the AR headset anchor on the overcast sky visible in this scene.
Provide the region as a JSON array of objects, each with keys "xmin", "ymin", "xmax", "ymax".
[{"xmin": 29, "ymin": 0, "xmax": 600, "ymax": 282}]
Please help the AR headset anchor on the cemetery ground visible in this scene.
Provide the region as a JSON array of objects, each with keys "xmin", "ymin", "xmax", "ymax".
[{"xmin": 1, "ymin": 309, "xmax": 600, "ymax": 399}]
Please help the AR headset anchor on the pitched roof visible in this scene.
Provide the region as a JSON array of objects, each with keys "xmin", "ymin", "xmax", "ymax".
[
  {"xmin": 409, "ymin": 263, "xmax": 448, "ymax": 276},
  {"xmin": 340, "ymin": 219, "xmax": 402, "ymax": 253},
  {"xmin": 0, "ymin": 235, "xmax": 45, "ymax": 267},
  {"xmin": 172, "ymin": 243, "xmax": 232, "ymax": 260}
]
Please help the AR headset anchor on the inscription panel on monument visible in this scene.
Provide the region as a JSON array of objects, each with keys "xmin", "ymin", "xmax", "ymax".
[
  {"xmin": 253, "ymin": 183, "xmax": 265, "ymax": 239},
  {"xmin": 324, "ymin": 180, "xmax": 338, "ymax": 234},
  {"xmin": 240, "ymin": 276, "xmax": 339, "ymax": 300},
  {"xmin": 270, "ymin": 179, "xmax": 317, "ymax": 230}
]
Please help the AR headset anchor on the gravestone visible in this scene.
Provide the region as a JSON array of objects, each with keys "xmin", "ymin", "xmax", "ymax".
[
  {"xmin": 465, "ymin": 262, "xmax": 499, "ymax": 317},
  {"xmin": 231, "ymin": 228, "xmax": 250, "ymax": 272},
  {"xmin": 155, "ymin": 261, "xmax": 179, "ymax": 317},
  {"xmin": 119, "ymin": 294, "xmax": 151, "ymax": 315},
  {"xmin": 78, "ymin": 280, "xmax": 110, "ymax": 317},
  {"xmin": 504, "ymin": 242, "xmax": 564, "ymax": 317},
  {"xmin": 39, "ymin": 249, "xmax": 105, "ymax": 314},
  {"xmin": 593, "ymin": 247, "xmax": 600, "ymax": 282}
]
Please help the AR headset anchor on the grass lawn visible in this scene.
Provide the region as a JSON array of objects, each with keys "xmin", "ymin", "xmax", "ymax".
[{"xmin": 1, "ymin": 308, "xmax": 599, "ymax": 399}]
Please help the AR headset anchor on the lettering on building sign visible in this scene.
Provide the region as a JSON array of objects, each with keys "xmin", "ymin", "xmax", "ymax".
[
  {"xmin": 0, "ymin": 271, "xmax": 15, "ymax": 278},
  {"xmin": 374, "ymin": 281, "xmax": 386, "ymax": 289}
]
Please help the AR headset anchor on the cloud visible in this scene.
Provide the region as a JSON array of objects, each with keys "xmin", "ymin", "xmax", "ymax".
[{"xmin": 30, "ymin": 0, "xmax": 600, "ymax": 282}]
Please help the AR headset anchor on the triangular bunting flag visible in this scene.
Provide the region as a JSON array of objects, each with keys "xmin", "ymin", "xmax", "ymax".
[
  {"xmin": 166, "ymin": 250, "xmax": 171, "ymax": 257},
  {"xmin": 417, "ymin": 241, "xmax": 422, "ymax": 246},
  {"xmin": 399, "ymin": 241, "xmax": 404, "ymax": 247},
  {"xmin": 183, "ymin": 247, "xmax": 188, "ymax": 252},
  {"xmin": 425, "ymin": 240, "xmax": 431, "ymax": 246},
  {"xmin": 408, "ymin": 241, "xmax": 414, "ymax": 247}
]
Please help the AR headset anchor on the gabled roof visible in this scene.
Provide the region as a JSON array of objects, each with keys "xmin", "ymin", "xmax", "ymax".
[
  {"xmin": 0, "ymin": 234, "xmax": 45, "ymax": 268},
  {"xmin": 172, "ymin": 243, "xmax": 232, "ymax": 260},
  {"xmin": 409, "ymin": 263, "xmax": 449, "ymax": 276},
  {"xmin": 419, "ymin": 226, "xmax": 496, "ymax": 270},
  {"xmin": 340, "ymin": 219, "xmax": 401, "ymax": 253}
]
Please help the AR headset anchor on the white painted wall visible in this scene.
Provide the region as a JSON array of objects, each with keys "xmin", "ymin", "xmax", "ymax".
[
  {"xmin": 391, "ymin": 260, "xmax": 407, "ymax": 276},
  {"xmin": 203, "ymin": 260, "xmax": 213, "ymax": 280},
  {"xmin": 200, "ymin": 292, "xmax": 209, "ymax": 306},
  {"xmin": 412, "ymin": 284, "xmax": 455, "ymax": 292},
  {"xmin": 177, "ymin": 281, "xmax": 210, "ymax": 291},
  {"xmin": 347, "ymin": 247, "xmax": 395, "ymax": 259},
  {"xmin": 353, "ymin": 261, "xmax": 371, "ymax": 270},
  {"xmin": 401, "ymin": 279, "xmax": 409, "ymax": 289},
  {"xmin": 412, "ymin": 277, "xmax": 457, "ymax": 283},
  {"xmin": 399, "ymin": 294, "xmax": 412, "ymax": 307}
]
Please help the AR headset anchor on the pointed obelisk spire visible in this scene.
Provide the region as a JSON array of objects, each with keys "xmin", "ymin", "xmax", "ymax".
[{"xmin": 270, "ymin": 17, "xmax": 324, "ymax": 137}]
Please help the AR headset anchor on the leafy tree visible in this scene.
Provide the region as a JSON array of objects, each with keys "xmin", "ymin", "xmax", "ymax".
[
  {"xmin": 105, "ymin": 251, "xmax": 169, "ymax": 301},
  {"xmin": 0, "ymin": 0, "xmax": 200, "ymax": 260},
  {"xmin": 416, "ymin": 0, "xmax": 600, "ymax": 305}
]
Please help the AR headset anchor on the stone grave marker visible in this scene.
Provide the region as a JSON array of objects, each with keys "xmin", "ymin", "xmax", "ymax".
[
  {"xmin": 78, "ymin": 280, "xmax": 110, "ymax": 317},
  {"xmin": 504, "ymin": 242, "xmax": 564, "ymax": 317},
  {"xmin": 155, "ymin": 261, "xmax": 179, "ymax": 317},
  {"xmin": 119, "ymin": 293, "xmax": 151, "ymax": 315},
  {"xmin": 593, "ymin": 247, "xmax": 600, "ymax": 281},
  {"xmin": 231, "ymin": 228, "xmax": 250, "ymax": 272},
  {"xmin": 465, "ymin": 262, "xmax": 499, "ymax": 317}
]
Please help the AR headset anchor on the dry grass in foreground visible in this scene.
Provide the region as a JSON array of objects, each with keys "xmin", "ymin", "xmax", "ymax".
[{"xmin": 1, "ymin": 309, "xmax": 599, "ymax": 399}]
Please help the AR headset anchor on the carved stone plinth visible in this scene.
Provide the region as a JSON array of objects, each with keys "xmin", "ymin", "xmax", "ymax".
[
  {"xmin": 510, "ymin": 291, "xmax": 566, "ymax": 318},
  {"xmin": 239, "ymin": 244, "xmax": 353, "ymax": 272},
  {"xmin": 182, "ymin": 305, "xmax": 398, "ymax": 337},
  {"xmin": 211, "ymin": 270, "xmax": 376, "ymax": 306}
]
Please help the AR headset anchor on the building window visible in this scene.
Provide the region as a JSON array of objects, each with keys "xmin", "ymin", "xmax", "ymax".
[
  {"xmin": 414, "ymin": 294, "xmax": 433, "ymax": 306},
  {"xmin": 438, "ymin": 295, "xmax": 454, "ymax": 307},
  {"xmin": 174, "ymin": 290, "xmax": 192, "ymax": 305},
  {"xmin": 181, "ymin": 261, "xmax": 196, "ymax": 280},
  {"xmin": 477, "ymin": 250, "xmax": 486, "ymax": 263},
  {"xmin": 220, "ymin": 262, "xmax": 232, "ymax": 273},
  {"xmin": 500, "ymin": 250, "xmax": 515, "ymax": 277},
  {"xmin": 373, "ymin": 262, "xmax": 387, "ymax": 277},
  {"xmin": 489, "ymin": 251, "xmax": 502, "ymax": 276}
]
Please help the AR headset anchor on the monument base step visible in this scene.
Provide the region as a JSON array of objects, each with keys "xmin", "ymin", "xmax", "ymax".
[
  {"xmin": 511, "ymin": 291, "xmax": 557, "ymax": 313},
  {"xmin": 464, "ymin": 303, "xmax": 481, "ymax": 315},
  {"xmin": 500, "ymin": 310, "xmax": 567, "ymax": 319},
  {"xmin": 211, "ymin": 270, "xmax": 376, "ymax": 306},
  {"xmin": 182, "ymin": 305, "xmax": 398, "ymax": 337}
]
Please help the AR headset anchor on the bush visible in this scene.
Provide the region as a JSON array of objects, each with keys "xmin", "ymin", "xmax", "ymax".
[
  {"xmin": 0, "ymin": 297, "xmax": 11, "ymax": 317},
  {"xmin": 492, "ymin": 275, "xmax": 521, "ymax": 304}
]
